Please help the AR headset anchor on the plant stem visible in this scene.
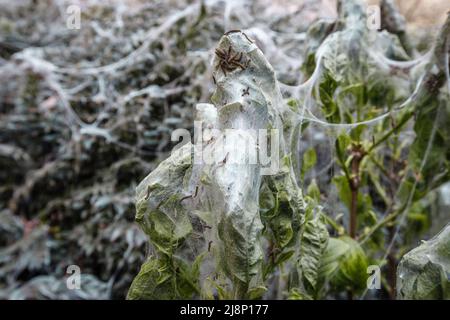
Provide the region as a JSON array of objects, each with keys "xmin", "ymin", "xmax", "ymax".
[
  {"xmin": 348, "ymin": 144, "xmax": 365, "ymax": 239},
  {"xmin": 368, "ymin": 110, "xmax": 413, "ymax": 153},
  {"xmin": 387, "ymin": 225, "xmax": 397, "ymax": 299},
  {"xmin": 358, "ymin": 210, "xmax": 399, "ymax": 244},
  {"xmin": 350, "ymin": 188, "xmax": 358, "ymax": 239}
]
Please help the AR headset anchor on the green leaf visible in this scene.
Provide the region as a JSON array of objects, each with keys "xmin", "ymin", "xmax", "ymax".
[
  {"xmin": 287, "ymin": 288, "xmax": 313, "ymax": 300},
  {"xmin": 248, "ymin": 286, "xmax": 267, "ymax": 299},
  {"xmin": 335, "ymin": 134, "xmax": 350, "ymax": 168},
  {"xmin": 135, "ymin": 144, "xmax": 193, "ymax": 255},
  {"xmin": 328, "ymin": 236, "xmax": 369, "ymax": 292},
  {"xmin": 409, "ymin": 98, "xmax": 450, "ymax": 197},
  {"xmin": 306, "ymin": 179, "xmax": 321, "ymax": 202},
  {"xmin": 297, "ymin": 209, "xmax": 329, "ymax": 296},
  {"xmin": 397, "ymin": 224, "xmax": 450, "ymax": 300},
  {"xmin": 333, "ymin": 175, "xmax": 352, "ymax": 209},
  {"xmin": 270, "ymin": 213, "xmax": 294, "ymax": 248},
  {"xmin": 275, "ymin": 250, "xmax": 295, "ymax": 265},
  {"xmin": 349, "ymin": 124, "xmax": 367, "ymax": 141},
  {"xmin": 301, "ymin": 148, "xmax": 317, "ymax": 180},
  {"xmin": 318, "ymin": 73, "xmax": 340, "ymax": 122},
  {"xmin": 126, "ymin": 256, "xmax": 200, "ymax": 300},
  {"xmin": 318, "ymin": 237, "xmax": 349, "ymax": 280}
]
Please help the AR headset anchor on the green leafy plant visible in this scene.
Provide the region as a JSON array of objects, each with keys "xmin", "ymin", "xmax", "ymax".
[{"xmin": 128, "ymin": 0, "xmax": 450, "ymax": 300}]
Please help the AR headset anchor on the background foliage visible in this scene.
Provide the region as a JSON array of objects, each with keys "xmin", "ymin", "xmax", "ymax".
[{"xmin": 0, "ymin": 0, "xmax": 448, "ymax": 299}]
